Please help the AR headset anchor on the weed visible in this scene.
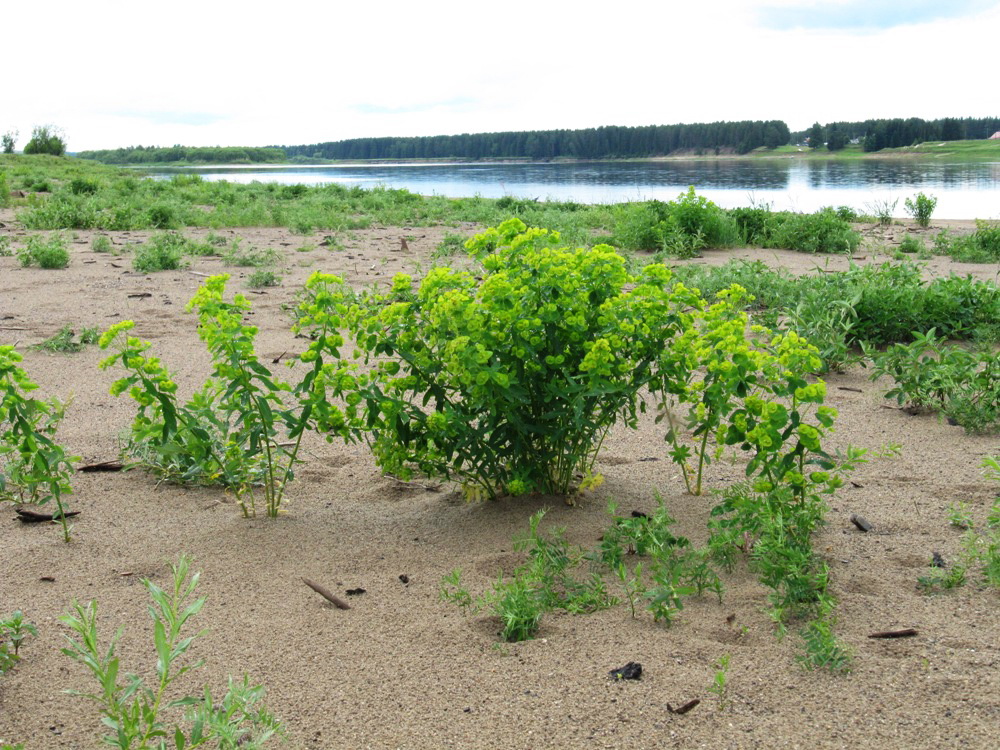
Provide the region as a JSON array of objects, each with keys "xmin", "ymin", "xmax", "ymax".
[
  {"xmin": 898, "ymin": 235, "xmax": 926, "ymax": 255},
  {"xmin": 440, "ymin": 510, "xmax": 617, "ymax": 641},
  {"xmin": 0, "ymin": 237, "xmax": 12, "ymax": 257},
  {"xmin": 246, "ymin": 270, "xmax": 281, "ymax": 288},
  {"xmin": 432, "ymin": 232, "xmax": 468, "ymax": 259},
  {"xmin": 865, "ymin": 197, "xmax": 898, "ymax": 227},
  {"xmin": 947, "ymin": 502, "xmax": 974, "ymax": 530},
  {"xmin": 132, "ymin": 232, "xmax": 188, "ymax": 272},
  {"xmin": 91, "ymin": 234, "xmax": 113, "ymax": 253},
  {"xmin": 797, "ymin": 614, "xmax": 852, "ymax": 673},
  {"xmin": 0, "ymin": 611, "xmax": 38, "ymax": 676},
  {"xmin": 320, "ymin": 234, "xmax": 345, "ymax": 251},
  {"xmin": 101, "ymin": 275, "xmax": 355, "ymax": 517},
  {"xmin": 223, "ymin": 242, "xmax": 280, "ymax": 267},
  {"xmin": 18, "ymin": 233, "xmax": 70, "ymax": 269},
  {"xmin": 304, "ymin": 219, "xmax": 705, "ymax": 499},
  {"xmin": 707, "ymin": 654, "xmax": 731, "ymax": 710},
  {"xmin": 904, "ymin": 193, "xmax": 938, "ymax": 228},
  {"xmin": 33, "ymin": 325, "xmax": 99, "ymax": 354},
  {"xmin": 0, "ymin": 346, "xmax": 77, "ymax": 541},
  {"xmin": 60, "ymin": 556, "xmax": 283, "ymax": 748}
]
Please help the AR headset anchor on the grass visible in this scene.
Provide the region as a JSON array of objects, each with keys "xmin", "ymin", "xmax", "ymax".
[{"xmin": 33, "ymin": 326, "xmax": 100, "ymax": 353}]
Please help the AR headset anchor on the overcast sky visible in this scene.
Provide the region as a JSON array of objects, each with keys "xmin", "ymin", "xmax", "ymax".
[{"xmin": 6, "ymin": 0, "xmax": 999, "ymax": 152}]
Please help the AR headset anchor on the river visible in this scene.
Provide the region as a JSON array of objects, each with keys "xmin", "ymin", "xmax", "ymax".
[{"xmin": 148, "ymin": 160, "xmax": 1000, "ymax": 219}]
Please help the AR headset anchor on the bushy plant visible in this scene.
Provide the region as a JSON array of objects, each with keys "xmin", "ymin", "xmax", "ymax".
[
  {"xmin": 18, "ymin": 233, "xmax": 70, "ymax": 269},
  {"xmin": 133, "ymin": 232, "xmax": 188, "ymax": 272},
  {"xmin": 0, "ymin": 346, "xmax": 77, "ymax": 541},
  {"xmin": 61, "ymin": 556, "xmax": 282, "ymax": 748},
  {"xmin": 246, "ymin": 270, "xmax": 280, "ymax": 288},
  {"xmin": 612, "ymin": 188, "xmax": 739, "ymax": 257},
  {"xmin": 23, "ymin": 125, "xmax": 66, "ymax": 156},
  {"xmin": 904, "ymin": 192, "xmax": 937, "ymax": 228},
  {"xmin": 769, "ymin": 209, "xmax": 860, "ymax": 254},
  {"xmin": 100, "ymin": 275, "xmax": 354, "ymax": 517},
  {"xmin": 91, "ymin": 234, "xmax": 113, "ymax": 253},
  {"xmin": 302, "ymin": 218, "xmax": 706, "ymax": 499}
]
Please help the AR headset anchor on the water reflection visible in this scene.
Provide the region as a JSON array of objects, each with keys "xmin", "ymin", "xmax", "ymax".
[{"xmin": 148, "ymin": 159, "xmax": 1000, "ymax": 219}]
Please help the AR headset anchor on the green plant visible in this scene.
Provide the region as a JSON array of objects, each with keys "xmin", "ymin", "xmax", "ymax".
[
  {"xmin": 865, "ymin": 197, "xmax": 898, "ymax": 227},
  {"xmin": 18, "ymin": 233, "xmax": 70, "ymax": 269},
  {"xmin": 440, "ymin": 510, "xmax": 617, "ymax": 641},
  {"xmin": 797, "ymin": 614, "xmax": 852, "ymax": 673},
  {"xmin": 100, "ymin": 275, "xmax": 354, "ymax": 517},
  {"xmin": 432, "ymin": 232, "xmax": 467, "ymax": 259},
  {"xmin": 23, "ymin": 125, "xmax": 66, "ymax": 156},
  {"xmin": 769, "ymin": 209, "xmax": 860, "ymax": 254},
  {"xmin": 898, "ymin": 235, "xmax": 926, "ymax": 255},
  {"xmin": 60, "ymin": 556, "xmax": 282, "ymax": 749},
  {"xmin": 133, "ymin": 232, "xmax": 189, "ymax": 272},
  {"xmin": 948, "ymin": 502, "xmax": 974, "ymax": 530},
  {"xmin": 304, "ymin": 219, "xmax": 704, "ymax": 500},
  {"xmin": 0, "ymin": 346, "xmax": 77, "ymax": 541},
  {"xmin": 904, "ymin": 193, "xmax": 938, "ymax": 228},
  {"xmin": 246, "ymin": 270, "xmax": 280, "ymax": 288},
  {"xmin": 223, "ymin": 243, "xmax": 280, "ymax": 268},
  {"xmin": 0, "ymin": 611, "xmax": 38, "ymax": 676},
  {"xmin": 92, "ymin": 234, "xmax": 114, "ymax": 253},
  {"xmin": 707, "ymin": 654, "xmax": 731, "ymax": 709},
  {"xmin": 33, "ymin": 325, "xmax": 99, "ymax": 354},
  {"xmin": 917, "ymin": 554, "xmax": 968, "ymax": 592},
  {"xmin": 0, "ymin": 236, "xmax": 11, "ymax": 256},
  {"xmin": 1, "ymin": 129, "xmax": 16, "ymax": 154}
]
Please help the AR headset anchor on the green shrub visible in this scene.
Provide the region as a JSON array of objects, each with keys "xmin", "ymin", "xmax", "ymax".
[
  {"xmin": 23, "ymin": 125, "xmax": 66, "ymax": 156},
  {"xmin": 68, "ymin": 177, "xmax": 99, "ymax": 195},
  {"xmin": 612, "ymin": 188, "xmax": 739, "ymax": 256},
  {"xmin": 223, "ymin": 242, "xmax": 280, "ymax": 267},
  {"xmin": 904, "ymin": 192, "xmax": 937, "ymax": 228},
  {"xmin": 246, "ymin": 269, "xmax": 281, "ymax": 288},
  {"xmin": 0, "ymin": 172, "xmax": 8, "ymax": 207},
  {"xmin": 770, "ymin": 209, "xmax": 860, "ymax": 254},
  {"xmin": 301, "ymin": 218, "xmax": 706, "ymax": 499},
  {"xmin": 898, "ymin": 235, "xmax": 926, "ymax": 255},
  {"xmin": 132, "ymin": 232, "xmax": 188, "ymax": 272},
  {"xmin": 18, "ymin": 234, "xmax": 70, "ymax": 269},
  {"xmin": 91, "ymin": 234, "xmax": 113, "ymax": 253},
  {"xmin": 0, "ymin": 237, "xmax": 11, "ymax": 257}
]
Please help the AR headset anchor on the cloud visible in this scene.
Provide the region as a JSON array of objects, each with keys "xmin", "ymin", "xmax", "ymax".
[
  {"xmin": 109, "ymin": 111, "xmax": 228, "ymax": 127},
  {"xmin": 756, "ymin": 0, "xmax": 998, "ymax": 30},
  {"xmin": 352, "ymin": 98, "xmax": 480, "ymax": 117}
]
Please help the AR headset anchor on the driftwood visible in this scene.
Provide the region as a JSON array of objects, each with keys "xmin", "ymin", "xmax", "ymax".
[
  {"xmin": 667, "ymin": 699, "xmax": 701, "ymax": 715},
  {"xmin": 78, "ymin": 460, "xmax": 124, "ymax": 473},
  {"xmin": 302, "ymin": 578, "xmax": 351, "ymax": 610},
  {"xmin": 16, "ymin": 506, "xmax": 81, "ymax": 523},
  {"xmin": 868, "ymin": 628, "xmax": 918, "ymax": 639}
]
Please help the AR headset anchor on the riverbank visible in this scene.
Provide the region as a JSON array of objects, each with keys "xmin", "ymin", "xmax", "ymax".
[{"xmin": 2, "ymin": 210, "xmax": 999, "ymax": 748}]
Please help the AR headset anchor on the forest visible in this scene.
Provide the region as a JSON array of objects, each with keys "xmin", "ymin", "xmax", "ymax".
[
  {"xmin": 791, "ymin": 116, "xmax": 1000, "ymax": 151},
  {"xmin": 279, "ymin": 120, "xmax": 792, "ymax": 161},
  {"xmin": 71, "ymin": 116, "xmax": 1000, "ymax": 165}
]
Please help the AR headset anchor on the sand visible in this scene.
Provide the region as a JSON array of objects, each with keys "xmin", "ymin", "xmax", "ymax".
[{"xmin": 1, "ymin": 215, "xmax": 999, "ymax": 749}]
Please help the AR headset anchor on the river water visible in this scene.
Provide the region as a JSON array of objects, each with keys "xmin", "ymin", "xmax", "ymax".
[{"xmin": 150, "ymin": 160, "xmax": 1000, "ymax": 219}]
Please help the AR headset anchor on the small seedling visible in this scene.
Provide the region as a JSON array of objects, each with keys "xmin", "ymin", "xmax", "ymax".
[
  {"xmin": 707, "ymin": 654, "xmax": 731, "ymax": 710},
  {"xmin": 0, "ymin": 611, "xmax": 38, "ymax": 675},
  {"xmin": 947, "ymin": 502, "xmax": 974, "ymax": 530}
]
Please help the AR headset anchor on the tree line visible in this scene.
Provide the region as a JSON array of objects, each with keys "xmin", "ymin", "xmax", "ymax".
[
  {"xmin": 278, "ymin": 121, "xmax": 793, "ymax": 161},
  {"xmin": 792, "ymin": 117, "xmax": 1000, "ymax": 151},
  {"xmin": 76, "ymin": 145, "xmax": 285, "ymax": 164}
]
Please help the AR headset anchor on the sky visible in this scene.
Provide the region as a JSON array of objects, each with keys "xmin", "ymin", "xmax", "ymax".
[{"xmin": 5, "ymin": 0, "xmax": 1000, "ymax": 152}]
